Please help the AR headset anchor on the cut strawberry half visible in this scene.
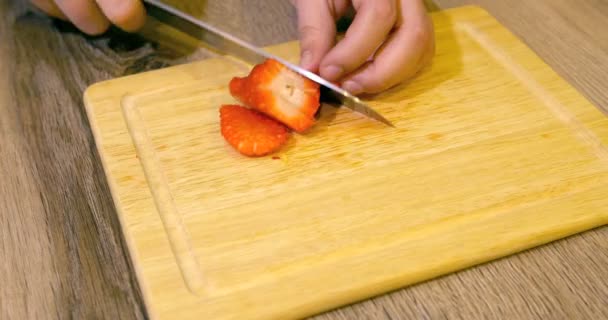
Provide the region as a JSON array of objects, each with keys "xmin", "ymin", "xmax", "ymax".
[
  {"xmin": 219, "ymin": 104, "xmax": 290, "ymax": 157},
  {"xmin": 229, "ymin": 59, "xmax": 321, "ymax": 133}
]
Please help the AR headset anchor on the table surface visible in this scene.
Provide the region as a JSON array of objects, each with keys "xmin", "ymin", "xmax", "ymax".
[{"xmin": 1, "ymin": 0, "xmax": 607, "ymax": 319}]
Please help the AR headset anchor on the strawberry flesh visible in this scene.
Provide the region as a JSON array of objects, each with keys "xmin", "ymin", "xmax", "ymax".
[
  {"xmin": 229, "ymin": 59, "xmax": 321, "ymax": 133},
  {"xmin": 219, "ymin": 104, "xmax": 290, "ymax": 157}
]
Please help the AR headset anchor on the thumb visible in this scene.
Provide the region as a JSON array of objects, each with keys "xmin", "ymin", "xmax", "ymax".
[{"xmin": 294, "ymin": 0, "xmax": 336, "ymax": 73}]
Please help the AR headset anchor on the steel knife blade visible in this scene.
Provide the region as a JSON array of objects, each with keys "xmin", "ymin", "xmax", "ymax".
[{"xmin": 142, "ymin": 0, "xmax": 394, "ymax": 127}]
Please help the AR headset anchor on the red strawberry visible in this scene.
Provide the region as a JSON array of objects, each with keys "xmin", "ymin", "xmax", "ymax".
[
  {"xmin": 229, "ymin": 59, "xmax": 321, "ymax": 133},
  {"xmin": 219, "ymin": 104, "xmax": 290, "ymax": 157}
]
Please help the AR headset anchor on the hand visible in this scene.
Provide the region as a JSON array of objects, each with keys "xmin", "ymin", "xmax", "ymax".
[
  {"xmin": 30, "ymin": 0, "xmax": 146, "ymax": 35},
  {"xmin": 293, "ymin": 0, "xmax": 435, "ymax": 95}
]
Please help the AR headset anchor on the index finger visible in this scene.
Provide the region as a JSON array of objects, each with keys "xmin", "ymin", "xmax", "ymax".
[
  {"xmin": 294, "ymin": 0, "xmax": 337, "ymax": 72},
  {"xmin": 318, "ymin": 0, "xmax": 398, "ymax": 82}
]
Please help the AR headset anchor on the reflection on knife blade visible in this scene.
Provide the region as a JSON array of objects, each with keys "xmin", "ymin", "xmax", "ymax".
[{"xmin": 142, "ymin": 0, "xmax": 394, "ymax": 127}]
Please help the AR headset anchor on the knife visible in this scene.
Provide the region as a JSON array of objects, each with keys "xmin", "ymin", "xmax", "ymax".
[{"xmin": 142, "ymin": 0, "xmax": 394, "ymax": 127}]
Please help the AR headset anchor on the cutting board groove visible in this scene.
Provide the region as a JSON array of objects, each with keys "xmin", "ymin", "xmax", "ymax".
[
  {"xmin": 459, "ymin": 23, "xmax": 608, "ymax": 161},
  {"xmin": 122, "ymin": 96, "xmax": 206, "ymax": 294},
  {"xmin": 84, "ymin": 6, "xmax": 608, "ymax": 320}
]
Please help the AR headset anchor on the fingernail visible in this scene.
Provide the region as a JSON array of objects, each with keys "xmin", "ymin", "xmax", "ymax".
[
  {"xmin": 342, "ymin": 80, "xmax": 363, "ymax": 95},
  {"xmin": 321, "ymin": 65, "xmax": 343, "ymax": 81},
  {"xmin": 300, "ymin": 50, "xmax": 313, "ymax": 70}
]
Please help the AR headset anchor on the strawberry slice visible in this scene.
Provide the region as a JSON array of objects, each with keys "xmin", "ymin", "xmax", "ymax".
[
  {"xmin": 229, "ymin": 59, "xmax": 321, "ymax": 133},
  {"xmin": 219, "ymin": 104, "xmax": 290, "ymax": 157}
]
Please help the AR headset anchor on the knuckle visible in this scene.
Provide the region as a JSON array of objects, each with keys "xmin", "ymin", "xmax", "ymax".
[
  {"xmin": 368, "ymin": 78, "xmax": 395, "ymax": 93},
  {"xmin": 358, "ymin": 66, "xmax": 391, "ymax": 92},
  {"xmin": 298, "ymin": 24, "xmax": 322, "ymax": 37},
  {"xmin": 298, "ymin": 25, "xmax": 324, "ymax": 48},
  {"xmin": 410, "ymin": 21, "xmax": 433, "ymax": 46},
  {"xmin": 401, "ymin": 64, "xmax": 424, "ymax": 84},
  {"xmin": 367, "ymin": 68, "xmax": 414, "ymax": 93}
]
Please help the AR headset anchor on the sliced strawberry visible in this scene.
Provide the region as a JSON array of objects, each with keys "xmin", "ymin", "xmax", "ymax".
[
  {"xmin": 229, "ymin": 59, "xmax": 321, "ymax": 133},
  {"xmin": 219, "ymin": 104, "xmax": 290, "ymax": 157}
]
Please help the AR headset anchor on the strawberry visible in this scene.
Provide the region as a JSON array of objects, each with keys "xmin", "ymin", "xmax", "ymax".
[
  {"xmin": 219, "ymin": 104, "xmax": 290, "ymax": 157},
  {"xmin": 229, "ymin": 59, "xmax": 321, "ymax": 133}
]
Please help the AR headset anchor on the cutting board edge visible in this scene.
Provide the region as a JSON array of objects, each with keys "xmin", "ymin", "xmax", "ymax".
[
  {"xmin": 81, "ymin": 4, "xmax": 608, "ymax": 320},
  {"xmin": 281, "ymin": 213, "xmax": 608, "ymax": 320},
  {"xmin": 83, "ymin": 93, "xmax": 164, "ymax": 320}
]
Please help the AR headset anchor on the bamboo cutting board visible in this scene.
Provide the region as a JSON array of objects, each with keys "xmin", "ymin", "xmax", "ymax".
[{"xmin": 84, "ymin": 6, "xmax": 608, "ymax": 320}]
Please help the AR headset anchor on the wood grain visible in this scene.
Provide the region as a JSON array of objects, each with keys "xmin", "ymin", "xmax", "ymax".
[
  {"xmin": 1, "ymin": 0, "xmax": 608, "ymax": 319},
  {"xmin": 0, "ymin": 1, "xmax": 150, "ymax": 319},
  {"xmin": 84, "ymin": 6, "xmax": 608, "ymax": 319}
]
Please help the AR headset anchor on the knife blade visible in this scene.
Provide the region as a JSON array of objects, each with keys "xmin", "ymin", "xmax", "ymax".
[{"xmin": 142, "ymin": 0, "xmax": 394, "ymax": 127}]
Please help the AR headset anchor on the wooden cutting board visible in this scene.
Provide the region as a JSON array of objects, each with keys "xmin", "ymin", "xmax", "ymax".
[{"xmin": 84, "ymin": 5, "xmax": 608, "ymax": 320}]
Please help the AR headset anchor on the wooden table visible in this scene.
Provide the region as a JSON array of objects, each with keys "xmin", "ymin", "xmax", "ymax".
[{"xmin": 2, "ymin": 0, "xmax": 607, "ymax": 318}]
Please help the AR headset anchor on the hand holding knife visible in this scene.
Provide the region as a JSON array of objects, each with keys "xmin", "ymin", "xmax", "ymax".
[
  {"xmin": 141, "ymin": 0, "xmax": 394, "ymax": 127},
  {"xmin": 31, "ymin": 0, "xmax": 435, "ymax": 126}
]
